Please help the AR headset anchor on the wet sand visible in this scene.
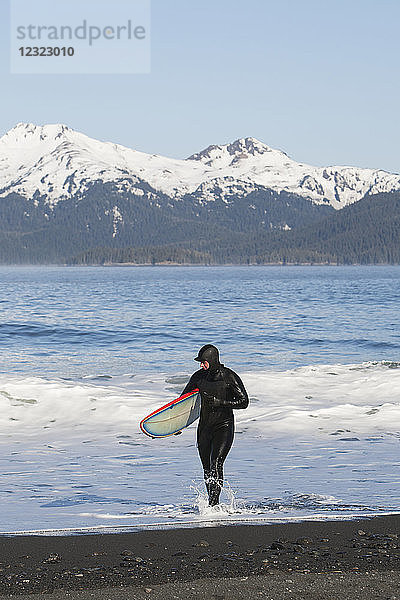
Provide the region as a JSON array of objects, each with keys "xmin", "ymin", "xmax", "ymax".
[{"xmin": 1, "ymin": 514, "xmax": 400, "ymax": 598}]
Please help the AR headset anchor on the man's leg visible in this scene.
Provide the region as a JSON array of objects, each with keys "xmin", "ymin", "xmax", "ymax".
[{"xmin": 208, "ymin": 422, "xmax": 234, "ymax": 506}]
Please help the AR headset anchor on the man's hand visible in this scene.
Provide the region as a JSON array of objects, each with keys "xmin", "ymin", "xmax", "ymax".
[{"xmin": 202, "ymin": 391, "xmax": 225, "ymax": 408}]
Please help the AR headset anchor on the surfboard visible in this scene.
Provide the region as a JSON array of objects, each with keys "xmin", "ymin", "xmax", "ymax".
[{"xmin": 140, "ymin": 389, "xmax": 200, "ymax": 438}]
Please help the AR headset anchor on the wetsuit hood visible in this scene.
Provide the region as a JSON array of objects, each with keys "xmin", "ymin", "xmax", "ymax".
[{"xmin": 194, "ymin": 344, "xmax": 221, "ymax": 371}]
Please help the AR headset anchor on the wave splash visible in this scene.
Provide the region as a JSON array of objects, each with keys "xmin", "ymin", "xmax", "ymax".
[{"xmin": 1, "ymin": 361, "xmax": 400, "ymax": 439}]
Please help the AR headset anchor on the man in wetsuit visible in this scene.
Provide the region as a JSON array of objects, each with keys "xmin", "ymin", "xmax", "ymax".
[{"xmin": 181, "ymin": 345, "xmax": 249, "ymax": 506}]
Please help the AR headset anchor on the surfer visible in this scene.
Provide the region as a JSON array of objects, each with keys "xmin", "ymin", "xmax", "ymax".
[{"xmin": 181, "ymin": 345, "xmax": 249, "ymax": 506}]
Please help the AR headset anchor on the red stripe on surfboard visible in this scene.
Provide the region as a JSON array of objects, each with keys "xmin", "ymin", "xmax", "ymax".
[{"xmin": 139, "ymin": 389, "xmax": 199, "ymax": 435}]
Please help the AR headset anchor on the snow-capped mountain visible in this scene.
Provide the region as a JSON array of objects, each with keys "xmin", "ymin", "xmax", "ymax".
[{"xmin": 1, "ymin": 122, "xmax": 399, "ymax": 209}]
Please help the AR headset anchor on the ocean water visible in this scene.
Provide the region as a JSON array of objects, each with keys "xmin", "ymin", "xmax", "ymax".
[{"xmin": 0, "ymin": 265, "xmax": 399, "ymax": 534}]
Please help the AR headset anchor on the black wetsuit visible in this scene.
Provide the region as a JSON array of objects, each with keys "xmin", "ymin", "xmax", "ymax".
[{"xmin": 182, "ymin": 364, "xmax": 249, "ymax": 505}]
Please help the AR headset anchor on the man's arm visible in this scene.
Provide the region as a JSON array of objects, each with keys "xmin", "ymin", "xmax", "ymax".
[
  {"xmin": 225, "ymin": 370, "xmax": 249, "ymax": 409},
  {"xmin": 181, "ymin": 371, "xmax": 201, "ymax": 396},
  {"xmin": 204, "ymin": 369, "xmax": 249, "ymax": 409}
]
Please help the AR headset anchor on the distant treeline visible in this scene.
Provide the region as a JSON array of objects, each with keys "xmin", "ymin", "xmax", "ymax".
[
  {"xmin": 0, "ymin": 184, "xmax": 398, "ymax": 265},
  {"xmin": 70, "ymin": 192, "xmax": 400, "ymax": 265}
]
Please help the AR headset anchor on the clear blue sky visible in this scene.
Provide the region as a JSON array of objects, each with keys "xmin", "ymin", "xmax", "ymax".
[{"xmin": 2, "ymin": 0, "xmax": 400, "ymax": 172}]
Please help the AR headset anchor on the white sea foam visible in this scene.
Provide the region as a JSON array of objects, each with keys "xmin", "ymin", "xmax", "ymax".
[
  {"xmin": 1, "ymin": 361, "xmax": 400, "ymax": 534},
  {"xmin": 0, "ymin": 361, "xmax": 399, "ymax": 438}
]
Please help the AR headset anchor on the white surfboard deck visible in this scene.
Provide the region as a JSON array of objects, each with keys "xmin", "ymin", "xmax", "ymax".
[{"xmin": 140, "ymin": 389, "xmax": 200, "ymax": 438}]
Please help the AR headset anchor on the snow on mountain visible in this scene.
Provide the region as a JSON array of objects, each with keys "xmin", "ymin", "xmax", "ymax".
[
  {"xmin": 0, "ymin": 123, "xmax": 399, "ymax": 209},
  {"xmin": 187, "ymin": 137, "xmax": 400, "ymax": 207}
]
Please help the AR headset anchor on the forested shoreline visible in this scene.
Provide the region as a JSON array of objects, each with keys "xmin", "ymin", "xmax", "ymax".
[{"xmin": 0, "ymin": 189, "xmax": 398, "ymax": 265}]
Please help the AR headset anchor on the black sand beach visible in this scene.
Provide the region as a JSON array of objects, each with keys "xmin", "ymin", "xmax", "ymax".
[{"xmin": 2, "ymin": 515, "xmax": 400, "ymax": 599}]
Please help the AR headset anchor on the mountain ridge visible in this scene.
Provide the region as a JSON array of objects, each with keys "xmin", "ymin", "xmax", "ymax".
[
  {"xmin": 1, "ymin": 123, "xmax": 400, "ymax": 209},
  {"xmin": 0, "ymin": 123, "xmax": 398, "ymax": 265}
]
